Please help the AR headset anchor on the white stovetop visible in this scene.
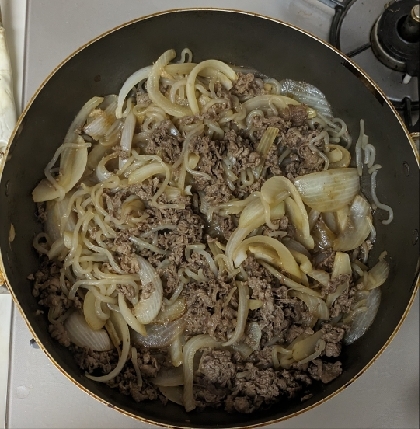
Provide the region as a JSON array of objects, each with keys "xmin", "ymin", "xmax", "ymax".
[{"xmin": 1, "ymin": 0, "xmax": 419, "ymax": 428}]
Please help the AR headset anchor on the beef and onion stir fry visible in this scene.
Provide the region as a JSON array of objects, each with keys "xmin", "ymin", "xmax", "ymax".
[{"xmin": 31, "ymin": 49, "xmax": 391, "ymax": 413}]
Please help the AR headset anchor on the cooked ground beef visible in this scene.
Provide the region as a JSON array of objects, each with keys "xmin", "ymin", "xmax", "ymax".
[{"xmin": 31, "ymin": 63, "xmax": 366, "ymax": 416}]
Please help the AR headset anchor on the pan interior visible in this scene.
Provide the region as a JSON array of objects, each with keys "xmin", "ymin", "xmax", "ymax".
[{"xmin": 0, "ymin": 9, "xmax": 418, "ymax": 428}]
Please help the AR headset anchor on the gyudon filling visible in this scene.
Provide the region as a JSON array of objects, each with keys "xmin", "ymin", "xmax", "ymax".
[{"xmin": 31, "ymin": 49, "xmax": 391, "ymax": 413}]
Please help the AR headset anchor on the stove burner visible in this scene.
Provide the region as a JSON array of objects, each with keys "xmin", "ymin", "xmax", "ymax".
[
  {"xmin": 329, "ymin": 0, "xmax": 420, "ymax": 133},
  {"xmin": 370, "ymin": 1, "xmax": 420, "ymax": 76}
]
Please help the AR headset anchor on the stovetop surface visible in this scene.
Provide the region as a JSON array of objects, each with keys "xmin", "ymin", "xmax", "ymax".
[{"xmin": 6, "ymin": 1, "xmax": 419, "ymax": 428}]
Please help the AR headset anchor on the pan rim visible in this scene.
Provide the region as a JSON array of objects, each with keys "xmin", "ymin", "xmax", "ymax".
[{"xmin": 1, "ymin": 7, "xmax": 419, "ymax": 429}]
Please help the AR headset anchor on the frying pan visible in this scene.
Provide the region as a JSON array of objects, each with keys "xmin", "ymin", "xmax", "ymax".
[{"xmin": 0, "ymin": 9, "xmax": 418, "ymax": 429}]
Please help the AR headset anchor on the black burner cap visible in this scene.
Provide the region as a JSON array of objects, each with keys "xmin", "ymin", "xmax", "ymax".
[{"xmin": 373, "ymin": 0, "xmax": 420, "ymax": 76}]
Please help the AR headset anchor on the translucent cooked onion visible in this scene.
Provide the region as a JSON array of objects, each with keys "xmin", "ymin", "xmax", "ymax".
[
  {"xmin": 223, "ymin": 282, "xmax": 249, "ymax": 346},
  {"xmin": 65, "ymin": 312, "xmax": 112, "ymax": 351},
  {"xmin": 159, "ymin": 386, "xmax": 184, "ymax": 406},
  {"xmin": 293, "ymin": 168, "xmax": 359, "ymax": 212},
  {"xmin": 45, "ymin": 195, "xmax": 77, "ymax": 244},
  {"xmin": 261, "ymin": 261, "xmax": 322, "ymax": 298},
  {"xmin": 118, "ymin": 293, "xmax": 147, "ymax": 336},
  {"xmin": 132, "ymin": 318, "xmax": 186, "ymax": 348},
  {"xmin": 33, "ymin": 138, "xmax": 90, "ymax": 202},
  {"xmin": 364, "ymin": 259, "xmax": 389, "ymax": 290},
  {"xmin": 243, "ymin": 94, "xmax": 300, "ymax": 113},
  {"xmin": 279, "ymin": 79, "xmax": 333, "ymax": 118},
  {"xmin": 292, "ymin": 330, "xmax": 323, "ymax": 362},
  {"xmin": 127, "ymin": 162, "xmax": 166, "ymax": 185},
  {"xmin": 334, "ymin": 195, "xmax": 372, "ymax": 251},
  {"xmin": 119, "ymin": 108, "xmax": 136, "ymax": 169},
  {"xmin": 230, "ymin": 342, "xmax": 254, "ymax": 359},
  {"xmin": 148, "ymin": 50, "xmax": 192, "ymax": 117},
  {"xmin": 133, "ymin": 256, "xmax": 163, "ymax": 324},
  {"xmin": 332, "ymin": 252, "xmax": 352, "ymax": 278},
  {"xmin": 261, "ymin": 176, "xmax": 314, "ymax": 249},
  {"xmin": 290, "ymin": 291, "xmax": 329, "ymax": 320},
  {"xmin": 83, "ymin": 290, "xmax": 107, "ymax": 330},
  {"xmin": 154, "ymin": 298, "xmax": 186, "ymax": 323},
  {"xmin": 233, "ymin": 235, "xmax": 303, "ymax": 282},
  {"xmin": 170, "ymin": 334, "xmax": 184, "ymax": 367},
  {"xmin": 116, "ymin": 65, "xmax": 152, "ymax": 118},
  {"xmin": 328, "ymin": 144, "xmax": 351, "ymax": 168},
  {"xmin": 345, "ymin": 288, "xmax": 381, "ymax": 345},
  {"xmin": 254, "ymin": 127, "xmax": 279, "ymax": 177},
  {"xmin": 183, "ymin": 334, "xmax": 220, "ymax": 412},
  {"xmin": 186, "ymin": 60, "xmax": 236, "ymax": 115},
  {"xmin": 86, "ymin": 311, "xmax": 130, "ymax": 382},
  {"xmin": 152, "ymin": 366, "xmax": 184, "ymax": 386}
]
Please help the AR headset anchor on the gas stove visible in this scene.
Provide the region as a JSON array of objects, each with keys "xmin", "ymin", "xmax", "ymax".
[
  {"xmin": 3, "ymin": 1, "xmax": 419, "ymax": 428},
  {"xmin": 328, "ymin": 0, "xmax": 420, "ymax": 135}
]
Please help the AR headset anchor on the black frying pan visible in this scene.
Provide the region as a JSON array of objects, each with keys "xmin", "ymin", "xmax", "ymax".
[{"xmin": 0, "ymin": 9, "xmax": 419, "ymax": 429}]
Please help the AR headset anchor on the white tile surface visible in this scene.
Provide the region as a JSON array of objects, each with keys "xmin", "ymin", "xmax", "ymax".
[{"xmin": 4, "ymin": 1, "xmax": 420, "ymax": 428}]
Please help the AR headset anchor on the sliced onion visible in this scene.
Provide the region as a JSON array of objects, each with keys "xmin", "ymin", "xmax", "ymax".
[
  {"xmin": 344, "ymin": 287, "xmax": 381, "ymax": 345},
  {"xmin": 332, "ymin": 252, "xmax": 352, "ymax": 278},
  {"xmin": 45, "ymin": 193, "xmax": 76, "ymax": 242},
  {"xmin": 155, "ymin": 298, "xmax": 186, "ymax": 323},
  {"xmin": 132, "ymin": 318, "xmax": 186, "ymax": 348},
  {"xmin": 170, "ymin": 334, "xmax": 184, "ymax": 367},
  {"xmin": 186, "ymin": 59, "xmax": 236, "ymax": 115},
  {"xmin": 86, "ymin": 311, "xmax": 130, "ymax": 382},
  {"xmin": 243, "ymin": 94, "xmax": 300, "ymax": 113},
  {"xmin": 118, "ymin": 108, "xmax": 136, "ymax": 169},
  {"xmin": 159, "ymin": 386, "xmax": 184, "ymax": 406},
  {"xmin": 254, "ymin": 127, "xmax": 279, "ymax": 177},
  {"xmin": 293, "ymin": 168, "xmax": 359, "ymax": 212},
  {"xmin": 290, "ymin": 290, "xmax": 329, "ymax": 320},
  {"xmin": 249, "ymin": 299, "xmax": 263, "ymax": 310},
  {"xmin": 335, "ymin": 206, "xmax": 350, "ymax": 234},
  {"xmin": 233, "ymin": 235, "xmax": 303, "ymax": 282},
  {"xmin": 279, "ymin": 79, "xmax": 333, "ymax": 118},
  {"xmin": 183, "ymin": 334, "xmax": 220, "ymax": 412},
  {"xmin": 33, "ymin": 137, "xmax": 90, "ymax": 202},
  {"xmin": 223, "ymin": 282, "xmax": 249, "ymax": 346},
  {"xmin": 65, "ymin": 312, "xmax": 112, "ymax": 351},
  {"xmin": 83, "ymin": 290, "xmax": 107, "ymax": 330},
  {"xmin": 118, "ymin": 293, "xmax": 147, "ymax": 336},
  {"xmin": 307, "ymin": 269, "xmax": 330, "ymax": 287},
  {"xmin": 297, "ymin": 339, "xmax": 326, "ymax": 365},
  {"xmin": 230, "ymin": 342, "xmax": 254, "ymax": 359},
  {"xmin": 148, "ymin": 50, "xmax": 192, "ymax": 117},
  {"xmin": 127, "ymin": 162, "xmax": 166, "ymax": 185},
  {"xmin": 272, "ymin": 345, "xmax": 293, "ymax": 369},
  {"xmin": 334, "ymin": 195, "xmax": 371, "ymax": 251},
  {"xmin": 152, "ymin": 366, "xmax": 184, "ymax": 386},
  {"xmin": 328, "ymin": 144, "xmax": 351, "ymax": 168},
  {"xmin": 262, "ymin": 176, "xmax": 314, "ymax": 249},
  {"xmin": 133, "ymin": 256, "xmax": 163, "ymax": 324},
  {"xmin": 292, "ymin": 329, "xmax": 323, "ymax": 362},
  {"xmin": 364, "ymin": 259, "xmax": 389, "ymax": 290},
  {"xmin": 116, "ymin": 65, "xmax": 152, "ymax": 118},
  {"xmin": 261, "ymin": 261, "xmax": 322, "ymax": 298},
  {"xmin": 238, "ymin": 197, "xmax": 265, "ymax": 228}
]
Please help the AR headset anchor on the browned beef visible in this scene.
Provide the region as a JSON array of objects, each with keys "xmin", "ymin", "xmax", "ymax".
[
  {"xmin": 308, "ymin": 359, "xmax": 342, "ymax": 384},
  {"xmin": 183, "ymin": 276, "xmax": 237, "ymax": 342},
  {"xmin": 144, "ymin": 120, "xmax": 184, "ymax": 164},
  {"xmin": 32, "ymin": 70, "xmax": 356, "ymax": 415},
  {"xmin": 73, "ymin": 346, "xmax": 118, "ymax": 375},
  {"xmin": 49, "ymin": 322, "xmax": 71, "ymax": 347},
  {"xmin": 231, "ymin": 73, "xmax": 265, "ymax": 99}
]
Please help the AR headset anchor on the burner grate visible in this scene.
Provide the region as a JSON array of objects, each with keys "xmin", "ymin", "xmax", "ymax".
[{"xmin": 328, "ymin": 0, "xmax": 420, "ymax": 133}]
